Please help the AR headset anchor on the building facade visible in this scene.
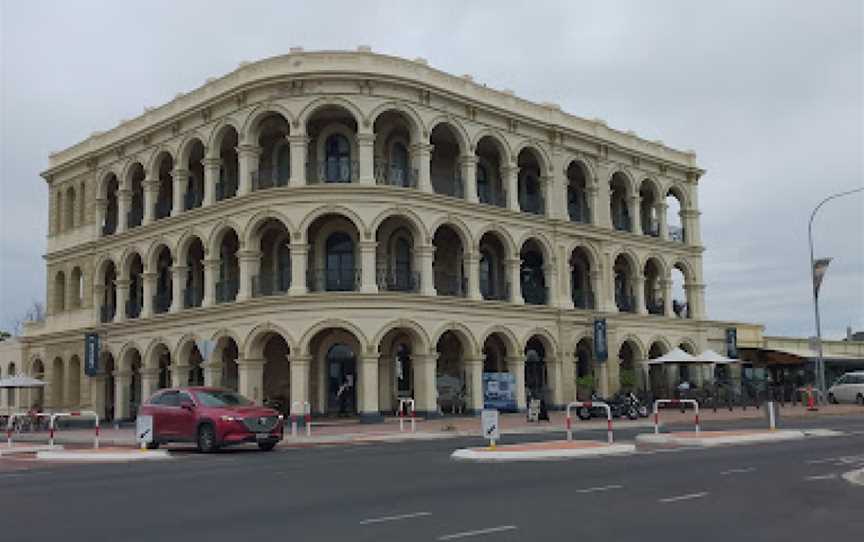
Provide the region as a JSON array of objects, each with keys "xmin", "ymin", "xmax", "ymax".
[{"xmin": 10, "ymin": 49, "xmax": 723, "ymax": 421}]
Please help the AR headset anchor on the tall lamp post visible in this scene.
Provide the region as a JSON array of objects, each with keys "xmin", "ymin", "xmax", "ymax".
[{"xmin": 808, "ymin": 186, "xmax": 863, "ymax": 402}]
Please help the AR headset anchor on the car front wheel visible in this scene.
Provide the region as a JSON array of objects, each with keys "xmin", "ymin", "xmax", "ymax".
[
  {"xmin": 197, "ymin": 424, "xmax": 219, "ymax": 453},
  {"xmin": 828, "ymin": 393, "xmax": 838, "ymax": 404},
  {"xmin": 258, "ymin": 441, "xmax": 277, "ymax": 451},
  {"xmin": 857, "ymin": 394, "xmax": 864, "ymax": 406}
]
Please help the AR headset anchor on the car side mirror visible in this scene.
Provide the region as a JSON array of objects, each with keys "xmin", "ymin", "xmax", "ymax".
[{"xmin": 180, "ymin": 400, "xmax": 195, "ymax": 411}]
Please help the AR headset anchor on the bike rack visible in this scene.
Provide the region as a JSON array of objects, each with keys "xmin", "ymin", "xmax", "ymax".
[
  {"xmin": 653, "ymin": 399, "xmax": 700, "ymax": 434},
  {"xmin": 290, "ymin": 401, "xmax": 312, "ymax": 437},
  {"xmin": 565, "ymin": 401, "xmax": 613, "ymax": 444},
  {"xmin": 50, "ymin": 411, "xmax": 101, "ymax": 449},
  {"xmin": 397, "ymin": 398, "xmax": 416, "ymax": 433},
  {"xmin": 6, "ymin": 412, "xmax": 55, "ymax": 448}
]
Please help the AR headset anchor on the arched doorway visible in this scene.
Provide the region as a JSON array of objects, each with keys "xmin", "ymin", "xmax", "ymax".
[
  {"xmin": 436, "ymin": 330, "xmax": 467, "ymax": 415},
  {"xmin": 524, "ymin": 337, "xmax": 547, "ymax": 403},
  {"xmin": 326, "ymin": 344, "xmax": 356, "ymax": 415},
  {"xmin": 575, "ymin": 338, "xmax": 595, "ymax": 400},
  {"xmin": 103, "ymin": 354, "xmax": 115, "ymax": 421},
  {"xmin": 262, "ymin": 333, "xmax": 291, "ymax": 411}
]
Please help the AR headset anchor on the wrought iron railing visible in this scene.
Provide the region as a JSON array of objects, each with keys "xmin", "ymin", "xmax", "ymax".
[
  {"xmin": 481, "ymin": 280, "xmax": 510, "ymax": 301},
  {"xmin": 308, "ymin": 160, "xmax": 359, "ymax": 184},
  {"xmin": 183, "ymin": 286, "xmax": 203, "ymax": 309},
  {"xmin": 521, "ymin": 195, "xmax": 545, "ymax": 216},
  {"xmin": 102, "ymin": 218, "xmax": 117, "ymax": 236},
  {"xmin": 154, "ymin": 200, "xmax": 172, "ymax": 220},
  {"xmin": 215, "ymin": 279, "xmax": 239, "ymax": 304},
  {"xmin": 435, "ymin": 273, "xmax": 467, "ymax": 297},
  {"xmin": 522, "ymin": 282, "xmax": 548, "ymax": 305},
  {"xmin": 127, "ymin": 207, "xmax": 143, "ymax": 228},
  {"xmin": 125, "ymin": 299, "xmax": 142, "ymax": 319},
  {"xmin": 251, "ymin": 168, "xmax": 289, "ymax": 191},
  {"xmin": 306, "ymin": 268, "xmax": 360, "ymax": 292},
  {"xmin": 647, "ymin": 298, "xmax": 665, "ymax": 315},
  {"xmin": 153, "ymin": 293, "xmax": 171, "ymax": 314},
  {"xmin": 374, "ymin": 162, "xmax": 418, "ymax": 188},
  {"xmin": 376, "ymin": 269, "xmax": 420, "ymax": 293},
  {"xmin": 643, "ymin": 220, "xmax": 660, "ymax": 237},
  {"xmin": 612, "ymin": 211, "xmax": 631, "ymax": 232},
  {"xmin": 480, "ymin": 190, "xmax": 507, "ymax": 208},
  {"xmin": 100, "ymin": 305, "xmax": 115, "ymax": 323},
  {"xmin": 572, "ymin": 290, "xmax": 595, "ymax": 310},
  {"xmin": 252, "ymin": 271, "xmax": 291, "ymax": 297},
  {"xmin": 184, "ymin": 189, "xmax": 203, "ymax": 211},
  {"xmin": 216, "ymin": 173, "xmax": 238, "ymax": 201},
  {"xmin": 616, "ymin": 294, "xmax": 637, "ymax": 313}
]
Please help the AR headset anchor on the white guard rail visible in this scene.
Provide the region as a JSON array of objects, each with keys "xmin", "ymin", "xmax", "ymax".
[
  {"xmin": 6, "ymin": 412, "xmax": 54, "ymax": 448},
  {"xmin": 565, "ymin": 401, "xmax": 613, "ymax": 444},
  {"xmin": 290, "ymin": 401, "xmax": 312, "ymax": 437},
  {"xmin": 653, "ymin": 399, "xmax": 700, "ymax": 434},
  {"xmin": 50, "ymin": 411, "xmax": 101, "ymax": 449},
  {"xmin": 397, "ymin": 398, "xmax": 416, "ymax": 433}
]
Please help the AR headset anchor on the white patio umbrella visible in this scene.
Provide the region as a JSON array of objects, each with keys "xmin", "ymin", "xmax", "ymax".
[
  {"xmin": 694, "ymin": 349, "xmax": 738, "ymax": 364},
  {"xmin": 0, "ymin": 375, "xmax": 47, "ymax": 388},
  {"xmin": 644, "ymin": 347, "xmax": 698, "ymax": 365}
]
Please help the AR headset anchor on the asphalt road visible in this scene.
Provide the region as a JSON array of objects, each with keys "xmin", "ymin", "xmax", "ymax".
[{"xmin": 1, "ymin": 415, "xmax": 863, "ymax": 542}]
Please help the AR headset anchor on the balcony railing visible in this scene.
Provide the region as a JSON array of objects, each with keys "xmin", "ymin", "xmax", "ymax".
[
  {"xmin": 125, "ymin": 299, "xmax": 142, "ymax": 319},
  {"xmin": 216, "ymin": 173, "xmax": 238, "ymax": 201},
  {"xmin": 374, "ymin": 162, "xmax": 418, "ymax": 188},
  {"xmin": 307, "ymin": 268, "xmax": 360, "ymax": 292},
  {"xmin": 647, "ymin": 298, "xmax": 665, "ymax": 315},
  {"xmin": 643, "ymin": 220, "xmax": 660, "ymax": 237},
  {"xmin": 215, "ymin": 279, "xmax": 239, "ymax": 304},
  {"xmin": 612, "ymin": 211, "xmax": 631, "ymax": 232},
  {"xmin": 102, "ymin": 218, "xmax": 117, "ymax": 236},
  {"xmin": 522, "ymin": 282, "xmax": 548, "ymax": 305},
  {"xmin": 435, "ymin": 273, "xmax": 466, "ymax": 297},
  {"xmin": 100, "ymin": 304, "xmax": 115, "ymax": 323},
  {"xmin": 184, "ymin": 189, "xmax": 203, "ymax": 211},
  {"xmin": 616, "ymin": 294, "xmax": 637, "ymax": 313},
  {"xmin": 183, "ymin": 286, "xmax": 203, "ymax": 309},
  {"xmin": 568, "ymin": 204, "xmax": 591, "ymax": 224},
  {"xmin": 668, "ymin": 225, "xmax": 685, "ymax": 243},
  {"xmin": 481, "ymin": 280, "xmax": 510, "ymax": 301},
  {"xmin": 520, "ymin": 195, "xmax": 545, "ymax": 216},
  {"xmin": 572, "ymin": 290, "xmax": 595, "ymax": 310},
  {"xmin": 435, "ymin": 175, "xmax": 464, "ymax": 199},
  {"xmin": 479, "ymin": 190, "xmax": 507, "ymax": 208},
  {"xmin": 251, "ymin": 168, "xmax": 289, "ymax": 191},
  {"xmin": 127, "ymin": 207, "xmax": 143, "ymax": 229},
  {"xmin": 252, "ymin": 271, "xmax": 291, "ymax": 297},
  {"xmin": 308, "ymin": 160, "xmax": 359, "ymax": 184},
  {"xmin": 154, "ymin": 200, "xmax": 171, "ymax": 220},
  {"xmin": 377, "ymin": 269, "xmax": 420, "ymax": 293},
  {"xmin": 153, "ymin": 292, "xmax": 172, "ymax": 314}
]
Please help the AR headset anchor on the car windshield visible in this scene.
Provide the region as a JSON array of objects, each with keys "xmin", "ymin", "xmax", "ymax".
[{"xmin": 193, "ymin": 390, "xmax": 254, "ymax": 407}]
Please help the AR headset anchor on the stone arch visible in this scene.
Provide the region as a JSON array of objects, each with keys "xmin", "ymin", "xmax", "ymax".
[
  {"xmin": 368, "ymin": 101, "xmax": 425, "ymax": 143},
  {"xmin": 206, "ymin": 118, "xmax": 243, "ymax": 159},
  {"xmin": 567, "ymin": 240, "xmax": 601, "ymax": 269},
  {"xmin": 210, "ymin": 327, "xmax": 243, "ymax": 348},
  {"xmin": 514, "ymin": 141, "xmax": 552, "ymax": 176},
  {"xmin": 564, "ymin": 156, "xmax": 598, "ymax": 186},
  {"xmin": 478, "ymin": 325, "xmax": 520, "ymax": 356},
  {"xmin": 522, "ymin": 328, "xmax": 559, "ymax": 358},
  {"xmin": 518, "ymin": 232, "xmax": 555, "ymax": 264},
  {"xmin": 144, "ymin": 337, "xmax": 172, "ymax": 370},
  {"xmin": 372, "ymin": 319, "xmax": 432, "ymax": 356},
  {"xmin": 243, "ymin": 322, "xmax": 297, "ymax": 360},
  {"xmin": 665, "ymin": 181, "xmax": 691, "ymax": 209},
  {"xmin": 299, "ymin": 205, "xmax": 366, "ymax": 242},
  {"xmin": 240, "ymin": 102, "xmax": 297, "ymax": 143},
  {"xmin": 97, "ymin": 170, "xmax": 121, "ymax": 199},
  {"xmin": 642, "ymin": 254, "xmax": 670, "ymax": 278},
  {"xmin": 428, "ymin": 215, "xmax": 472, "ymax": 249},
  {"xmin": 670, "ymin": 257, "xmax": 697, "ymax": 283},
  {"xmin": 172, "ymin": 333, "xmax": 201, "ymax": 362},
  {"xmin": 608, "ymin": 168, "xmax": 637, "ymax": 194},
  {"xmin": 430, "ymin": 321, "xmax": 479, "ymax": 358},
  {"xmin": 207, "ymin": 219, "xmax": 243, "ymax": 255},
  {"xmin": 176, "ymin": 228, "xmax": 208, "ymax": 262},
  {"xmin": 243, "ymin": 209, "xmax": 296, "ymax": 248},
  {"xmin": 119, "ymin": 246, "xmax": 145, "ymax": 278},
  {"xmin": 177, "ymin": 133, "xmax": 208, "ymax": 165},
  {"xmin": 146, "ymin": 147, "xmax": 175, "ymax": 180},
  {"xmin": 678, "ymin": 338, "xmax": 698, "ymax": 354},
  {"xmin": 611, "ymin": 247, "xmax": 640, "ymax": 272},
  {"xmin": 646, "ymin": 336, "xmax": 671, "ymax": 358},
  {"xmin": 120, "ymin": 160, "xmax": 146, "ymax": 188},
  {"xmin": 369, "ymin": 207, "xmax": 429, "ymax": 242},
  {"xmin": 299, "ymin": 318, "xmax": 369, "ymax": 357},
  {"xmin": 94, "ymin": 253, "xmax": 117, "ymax": 281},
  {"xmin": 426, "ymin": 115, "xmax": 470, "ymax": 153},
  {"xmin": 471, "ymin": 129, "xmax": 512, "ymax": 164},
  {"xmin": 118, "ymin": 341, "xmax": 144, "ymax": 371},
  {"xmin": 298, "ymin": 96, "xmax": 365, "ymax": 131},
  {"xmin": 146, "ymin": 238, "xmax": 174, "ymax": 272},
  {"xmin": 473, "ymin": 223, "xmax": 518, "ymax": 259},
  {"xmin": 639, "ymin": 175, "xmax": 663, "ymax": 200}
]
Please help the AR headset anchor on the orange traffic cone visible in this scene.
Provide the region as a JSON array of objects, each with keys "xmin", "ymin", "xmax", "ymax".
[{"xmin": 806, "ymin": 385, "xmax": 818, "ymax": 411}]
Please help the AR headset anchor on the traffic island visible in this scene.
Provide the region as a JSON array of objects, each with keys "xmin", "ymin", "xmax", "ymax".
[
  {"xmin": 451, "ymin": 440, "xmax": 635, "ymax": 462},
  {"xmin": 635, "ymin": 429, "xmax": 808, "ymax": 451},
  {"xmin": 35, "ymin": 447, "xmax": 172, "ymax": 462},
  {"xmin": 0, "ymin": 444, "xmax": 65, "ymax": 456}
]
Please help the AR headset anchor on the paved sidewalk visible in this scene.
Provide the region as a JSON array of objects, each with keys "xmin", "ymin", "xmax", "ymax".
[{"xmin": 5, "ymin": 403, "xmax": 860, "ymax": 448}]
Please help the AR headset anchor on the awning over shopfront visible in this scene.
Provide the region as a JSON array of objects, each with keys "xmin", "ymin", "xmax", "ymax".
[{"xmin": 644, "ymin": 348, "xmax": 698, "ymax": 365}]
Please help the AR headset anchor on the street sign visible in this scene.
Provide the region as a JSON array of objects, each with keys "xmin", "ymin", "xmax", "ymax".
[
  {"xmin": 594, "ymin": 319, "xmax": 608, "ymax": 362},
  {"xmin": 84, "ymin": 333, "xmax": 100, "ymax": 376},
  {"xmin": 136, "ymin": 415, "xmax": 154, "ymax": 449},
  {"xmin": 481, "ymin": 409, "xmax": 499, "ymax": 446},
  {"xmin": 725, "ymin": 328, "xmax": 738, "ymax": 359}
]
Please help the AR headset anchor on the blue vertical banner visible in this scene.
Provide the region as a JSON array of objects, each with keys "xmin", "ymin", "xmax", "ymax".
[
  {"xmin": 594, "ymin": 318, "xmax": 608, "ymax": 362},
  {"xmin": 725, "ymin": 328, "xmax": 738, "ymax": 359},
  {"xmin": 84, "ymin": 333, "xmax": 100, "ymax": 376}
]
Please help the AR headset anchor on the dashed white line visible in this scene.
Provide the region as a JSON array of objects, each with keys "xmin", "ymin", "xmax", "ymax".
[
  {"xmin": 720, "ymin": 467, "xmax": 756, "ymax": 475},
  {"xmin": 437, "ymin": 525, "xmax": 517, "ymax": 540},
  {"xmin": 575, "ymin": 484, "xmax": 623, "ymax": 493},
  {"xmin": 359, "ymin": 511, "xmax": 432, "ymax": 525},
  {"xmin": 659, "ymin": 492, "xmax": 709, "ymax": 503},
  {"xmin": 804, "ymin": 474, "xmax": 837, "ymax": 481}
]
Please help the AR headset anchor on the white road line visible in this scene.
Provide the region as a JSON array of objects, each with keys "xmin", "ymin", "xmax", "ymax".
[
  {"xmin": 806, "ymin": 458, "xmax": 838, "ymax": 464},
  {"xmin": 659, "ymin": 492, "xmax": 709, "ymax": 503},
  {"xmin": 359, "ymin": 511, "xmax": 432, "ymax": 525},
  {"xmin": 575, "ymin": 484, "xmax": 623, "ymax": 493},
  {"xmin": 720, "ymin": 467, "xmax": 756, "ymax": 475},
  {"xmin": 804, "ymin": 474, "xmax": 837, "ymax": 481},
  {"xmin": 438, "ymin": 525, "xmax": 517, "ymax": 540}
]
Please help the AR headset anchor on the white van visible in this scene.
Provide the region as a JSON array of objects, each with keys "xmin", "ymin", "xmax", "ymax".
[{"xmin": 827, "ymin": 371, "xmax": 864, "ymax": 405}]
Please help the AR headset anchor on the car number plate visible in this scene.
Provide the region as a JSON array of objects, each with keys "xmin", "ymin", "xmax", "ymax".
[{"xmin": 255, "ymin": 433, "xmax": 270, "ymax": 440}]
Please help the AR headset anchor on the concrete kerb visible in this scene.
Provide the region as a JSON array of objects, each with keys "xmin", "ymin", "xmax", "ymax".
[
  {"xmin": 0, "ymin": 444, "xmax": 65, "ymax": 456},
  {"xmin": 451, "ymin": 441, "xmax": 636, "ymax": 462},
  {"xmin": 635, "ymin": 430, "xmax": 809, "ymax": 451},
  {"xmin": 842, "ymin": 468, "xmax": 864, "ymax": 487},
  {"xmin": 35, "ymin": 448, "xmax": 172, "ymax": 462}
]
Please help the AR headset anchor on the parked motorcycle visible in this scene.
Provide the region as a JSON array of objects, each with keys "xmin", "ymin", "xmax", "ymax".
[{"xmin": 576, "ymin": 392, "xmax": 647, "ymax": 421}]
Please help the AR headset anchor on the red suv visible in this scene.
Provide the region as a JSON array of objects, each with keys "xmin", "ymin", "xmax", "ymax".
[{"xmin": 138, "ymin": 387, "xmax": 284, "ymax": 452}]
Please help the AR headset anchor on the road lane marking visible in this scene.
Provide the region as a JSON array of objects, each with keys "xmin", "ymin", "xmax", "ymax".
[
  {"xmin": 575, "ymin": 484, "xmax": 623, "ymax": 493},
  {"xmin": 659, "ymin": 492, "xmax": 709, "ymax": 503},
  {"xmin": 804, "ymin": 474, "xmax": 837, "ymax": 481},
  {"xmin": 720, "ymin": 467, "xmax": 756, "ymax": 475},
  {"xmin": 359, "ymin": 511, "xmax": 432, "ymax": 525},
  {"xmin": 437, "ymin": 525, "xmax": 518, "ymax": 540}
]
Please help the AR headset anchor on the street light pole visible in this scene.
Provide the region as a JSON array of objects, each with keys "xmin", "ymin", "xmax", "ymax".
[{"xmin": 808, "ymin": 186, "xmax": 863, "ymax": 403}]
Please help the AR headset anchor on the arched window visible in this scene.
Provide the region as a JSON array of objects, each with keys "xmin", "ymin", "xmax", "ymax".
[
  {"xmin": 325, "ymin": 134, "xmax": 351, "ymax": 183},
  {"xmin": 476, "ymin": 164, "xmax": 489, "ymax": 203},
  {"xmin": 479, "ymin": 250, "xmax": 493, "ymax": 298},
  {"xmin": 394, "ymin": 237, "xmax": 412, "ymax": 289},
  {"xmin": 390, "ymin": 142, "xmax": 409, "ymax": 187},
  {"xmin": 325, "ymin": 232, "xmax": 355, "ymax": 291}
]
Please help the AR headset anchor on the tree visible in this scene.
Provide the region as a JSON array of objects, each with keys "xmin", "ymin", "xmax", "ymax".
[
  {"xmin": 0, "ymin": 330, "xmax": 11, "ymax": 342},
  {"xmin": 11, "ymin": 301, "xmax": 45, "ymax": 336}
]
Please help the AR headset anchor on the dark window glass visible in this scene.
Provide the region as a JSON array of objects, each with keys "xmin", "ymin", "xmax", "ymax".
[
  {"xmin": 193, "ymin": 390, "xmax": 253, "ymax": 407},
  {"xmin": 325, "ymin": 134, "xmax": 351, "ymax": 183}
]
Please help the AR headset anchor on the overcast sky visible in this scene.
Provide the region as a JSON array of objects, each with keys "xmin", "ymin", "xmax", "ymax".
[{"xmin": 1, "ymin": 0, "xmax": 862, "ymax": 339}]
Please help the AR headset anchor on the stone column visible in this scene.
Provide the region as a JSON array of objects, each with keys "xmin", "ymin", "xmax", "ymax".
[
  {"xmin": 357, "ymin": 133, "xmax": 375, "ymax": 185},
  {"xmin": 172, "ymin": 169, "xmax": 188, "ymax": 217},
  {"xmin": 629, "ymin": 194, "xmax": 642, "ymax": 234},
  {"xmin": 287, "ymin": 135, "xmax": 309, "ymax": 186},
  {"xmin": 202, "ymin": 158, "xmax": 221, "ymax": 206},
  {"xmin": 464, "ymin": 358, "xmax": 484, "ymax": 414},
  {"xmin": 114, "ymin": 279, "xmax": 130, "ymax": 323},
  {"xmin": 539, "ymin": 175, "xmax": 553, "ymax": 218},
  {"xmin": 682, "ymin": 209, "xmax": 702, "ymax": 246},
  {"xmin": 359, "ymin": 241, "xmax": 378, "ymax": 294},
  {"xmin": 544, "ymin": 262, "xmax": 559, "ymax": 307},
  {"xmin": 547, "ymin": 358, "xmax": 565, "ymax": 409},
  {"xmin": 141, "ymin": 272, "xmax": 156, "ymax": 318},
  {"xmin": 465, "ymin": 252, "xmax": 481, "ymax": 301},
  {"xmin": 142, "ymin": 179, "xmax": 158, "ymax": 225},
  {"xmin": 561, "ymin": 259, "xmax": 575, "ymax": 310},
  {"xmin": 507, "ymin": 258, "xmax": 524, "ymax": 304},
  {"xmin": 686, "ymin": 283, "xmax": 706, "ymax": 319},
  {"xmin": 203, "ymin": 258, "xmax": 218, "ymax": 307},
  {"xmin": 595, "ymin": 163, "xmax": 613, "ymax": 228},
  {"xmin": 661, "ymin": 278, "xmax": 674, "ymax": 317},
  {"xmin": 95, "ymin": 198, "xmax": 107, "ymax": 235},
  {"xmin": 238, "ymin": 359, "xmax": 266, "ymax": 405},
  {"xmin": 634, "ymin": 273, "xmax": 647, "ymax": 315},
  {"xmin": 114, "ymin": 371, "xmax": 131, "ymax": 421},
  {"xmin": 418, "ymin": 244, "xmax": 436, "ymax": 296},
  {"xmin": 359, "ymin": 355, "xmax": 382, "ymax": 422},
  {"xmin": 460, "ymin": 154, "xmax": 478, "ymax": 203},
  {"xmin": 560, "ymin": 354, "xmax": 576, "ymax": 404},
  {"xmin": 413, "ymin": 143, "xmax": 433, "ymax": 193},
  {"xmin": 289, "ymin": 355, "xmax": 310, "ymax": 416},
  {"xmin": 140, "ymin": 368, "xmax": 159, "ymax": 402},
  {"xmin": 237, "ymin": 250, "xmax": 260, "ymax": 302},
  {"xmin": 289, "ymin": 243, "xmax": 308, "ymax": 295},
  {"xmin": 586, "ymin": 185, "xmax": 599, "ymax": 226},
  {"xmin": 203, "ymin": 361, "xmax": 222, "ymax": 387},
  {"xmin": 236, "ymin": 144, "xmax": 261, "ymax": 196},
  {"xmin": 170, "ymin": 265, "xmax": 185, "ymax": 312},
  {"xmin": 502, "ymin": 164, "xmax": 519, "ymax": 212},
  {"xmin": 506, "ymin": 356, "xmax": 527, "ymax": 412},
  {"xmin": 117, "ymin": 189, "xmax": 131, "ymax": 233},
  {"xmin": 414, "ymin": 353, "xmax": 438, "ymax": 417},
  {"xmin": 170, "ymin": 364, "xmax": 189, "ymax": 388},
  {"xmin": 658, "ymin": 201, "xmax": 669, "ymax": 241},
  {"xmin": 89, "ymin": 374, "xmax": 106, "ymax": 420}
]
